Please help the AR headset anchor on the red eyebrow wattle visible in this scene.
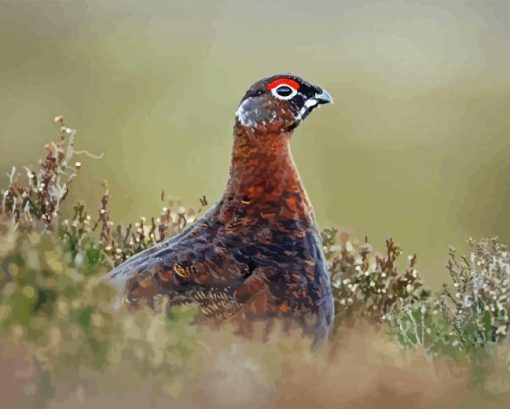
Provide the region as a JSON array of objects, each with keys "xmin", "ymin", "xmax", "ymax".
[{"xmin": 266, "ymin": 78, "xmax": 300, "ymax": 91}]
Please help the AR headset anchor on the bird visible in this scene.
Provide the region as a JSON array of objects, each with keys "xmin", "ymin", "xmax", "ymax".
[{"xmin": 107, "ymin": 74, "xmax": 334, "ymax": 347}]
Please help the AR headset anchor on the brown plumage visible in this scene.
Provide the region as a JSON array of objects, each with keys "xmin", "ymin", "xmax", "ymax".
[{"xmin": 107, "ymin": 74, "xmax": 334, "ymax": 347}]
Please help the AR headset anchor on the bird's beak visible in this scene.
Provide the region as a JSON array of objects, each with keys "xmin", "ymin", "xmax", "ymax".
[
  {"xmin": 294, "ymin": 87, "xmax": 334, "ymax": 126},
  {"xmin": 315, "ymin": 89, "xmax": 333, "ymax": 105}
]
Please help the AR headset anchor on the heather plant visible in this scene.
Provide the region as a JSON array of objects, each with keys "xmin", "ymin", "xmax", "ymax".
[
  {"xmin": 323, "ymin": 227, "xmax": 463, "ymax": 359},
  {"xmin": 441, "ymin": 239, "xmax": 510, "ymax": 350},
  {"xmin": 389, "ymin": 297, "xmax": 462, "ymax": 359},
  {"xmin": 0, "ymin": 117, "xmax": 78, "ymax": 229},
  {"xmin": 322, "ymin": 228, "xmax": 510, "ymax": 367},
  {"xmin": 388, "ymin": 238, "xmax": 510, "ymax": 360},
  {"xmin": 322, "ymin": 227, "xmax": 431, "ymax": 327},
  {"xmin": 96, "ymin": 186, "xmax": 208, "ymax": 269},
  {"xmin": 0, "ymin": 118, "xmax": 201, "ymax": 404}
]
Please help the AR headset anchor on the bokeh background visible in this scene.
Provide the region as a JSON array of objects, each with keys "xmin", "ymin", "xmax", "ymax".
[{"xmin": 1, "ymin": 0, "xmax": 509, "ymax": 289}]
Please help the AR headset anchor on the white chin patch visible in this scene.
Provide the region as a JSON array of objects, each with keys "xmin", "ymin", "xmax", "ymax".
[
  {"xmin": 297, "ymin": 98, "xmax": 319, "ymax": 121},
  {"xmin": 235, "ymin": 99, "xmax": 256, "ymax": 127}
]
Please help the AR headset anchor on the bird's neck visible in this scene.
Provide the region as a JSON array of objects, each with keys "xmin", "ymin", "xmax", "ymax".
[{"xmin": 222, "ymin": 124, "xmax": 314, "ymax": 219}]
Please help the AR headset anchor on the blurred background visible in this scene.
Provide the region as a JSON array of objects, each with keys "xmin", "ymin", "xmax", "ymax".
[{"xmin": 0, "ymin": 0, "xmax": 509, "ymax": 289}]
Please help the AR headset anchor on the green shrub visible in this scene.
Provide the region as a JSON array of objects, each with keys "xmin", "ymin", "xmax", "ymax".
[
  {"xmin": 0, "ymin": 118, "xmax": 201, "ymax": 404},
  {"xmin": 441, "ymin": 239, "xmax": 510, "ymax": 349}
]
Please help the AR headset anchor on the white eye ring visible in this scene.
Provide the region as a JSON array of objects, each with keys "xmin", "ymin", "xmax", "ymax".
[{"xmin": 271, "ymin": 84, "xmax": 298, "ymax": 100}]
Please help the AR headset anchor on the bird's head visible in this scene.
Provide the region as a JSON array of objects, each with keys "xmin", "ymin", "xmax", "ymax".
[{"xmin": 235, "ymin": 74, "xmax": 333, "ymax": 134}]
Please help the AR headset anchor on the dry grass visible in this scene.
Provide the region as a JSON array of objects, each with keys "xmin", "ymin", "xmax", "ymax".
[{"xmin": 4, "ymin": 323, "xmax": 508, "ymax": 409}]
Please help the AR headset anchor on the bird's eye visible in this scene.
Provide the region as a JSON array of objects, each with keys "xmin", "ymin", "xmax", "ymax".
[
  {"xmin": 272, "ymin": 85, "xmax": 298, "ymax": 100},
  {"xmin": 275, "ymin": 86, "xmax": 293, "ymax": 97}
]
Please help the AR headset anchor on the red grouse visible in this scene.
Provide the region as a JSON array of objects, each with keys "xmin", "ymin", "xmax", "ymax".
[{"xmin": 108, "ymin": 74, "xmax": 334, "ymax": 347}]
